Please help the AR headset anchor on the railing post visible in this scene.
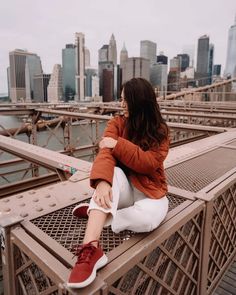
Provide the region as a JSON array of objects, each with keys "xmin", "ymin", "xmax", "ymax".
[
  {"xmin": 0, "ymin": 215, "xmax": 23, "ymax": 295},
  {"xmin": 198, "ymin": 200, "xmax": 214, "ymax": 295},
  {"xmin": 222, "ymin": 85, "xmax": 226, "ymax": 101},
  {"xmin": 31, "ymin": 111, "xmax": 40, "ymax": 177}
]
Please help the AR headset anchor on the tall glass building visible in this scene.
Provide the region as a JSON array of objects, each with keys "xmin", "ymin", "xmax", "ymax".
[
  {"xmin": 196, "ymin": 35, "xmax": 210, "ymax": 86},
  {"xmin": 25, "ymin": 54, "xmax": 43, "ymax": 101},
  {"xmin": 62, "ymin": 44, "xmax": 76, "ymax": 101},
  {"xmin": 9, "ymin": 49, "xmax": 42, "ymax": 102},
  {"xmin": 208, "ymin": 44, "xmax": 214, "ymax": 84},
  {"xmin": 85, "ymin": 68, "xmax": 98, "ymax": 97},
  {"xmin": 150, "ymin": 63, "xmax": 167, "ymax": 96},
  {"xmin": 225, "ymin": 16, "xmax": 236, "ymax": 78}
]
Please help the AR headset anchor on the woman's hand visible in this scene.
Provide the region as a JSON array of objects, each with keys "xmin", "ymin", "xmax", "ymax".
[
  {"xmin": 93, "ymin": 181, "xmax": 112, "ymax": 209},
  {"xmin": 99, "ymin": 137, "xmax": 117, "ymax": 149}
]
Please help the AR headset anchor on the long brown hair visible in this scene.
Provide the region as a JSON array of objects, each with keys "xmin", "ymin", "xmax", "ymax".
[{"xmin": 122, "ymin": 78, "xmax": 168, "ymax": 150}]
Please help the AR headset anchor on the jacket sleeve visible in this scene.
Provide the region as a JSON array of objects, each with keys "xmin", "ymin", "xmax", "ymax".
[
  {"xmin": 112, "ymin": 136, "xmax": 169, "ymax": 175},
  {"xmin": 90, "ymin": 117, "xmax": 120, "ymax": 188}
]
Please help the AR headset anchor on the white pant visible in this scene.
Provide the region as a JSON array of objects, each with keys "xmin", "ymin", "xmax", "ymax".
[{"xmin": 89, "ymin": 167, "xmax": 169, "ymax": 233}]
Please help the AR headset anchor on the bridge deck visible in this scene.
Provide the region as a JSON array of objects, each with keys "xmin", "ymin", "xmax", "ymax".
[{"xmin": 214, "ymin": 259, "xmax": 236, "ymax": 295}]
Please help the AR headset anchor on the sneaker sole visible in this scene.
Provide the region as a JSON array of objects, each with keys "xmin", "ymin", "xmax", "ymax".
[{"xmin": 67, "ymin": 254, "xmax": 108, "ymax": 288}]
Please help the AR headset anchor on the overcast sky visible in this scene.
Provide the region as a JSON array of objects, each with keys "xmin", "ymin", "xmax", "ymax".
[{"xmin": 0, "ymin": 0, "xmax": 236, "ymax": 93}]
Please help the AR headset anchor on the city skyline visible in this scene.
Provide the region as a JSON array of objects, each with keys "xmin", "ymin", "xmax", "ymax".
[{"xmin": 0, "ymin": 0, "xmax": 236, "ymax": 93}]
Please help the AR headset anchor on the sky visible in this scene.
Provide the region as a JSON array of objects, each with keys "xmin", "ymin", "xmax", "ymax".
[{"xmin": 0, "ymin": 0, "xmax": 236, "ymax": 94}]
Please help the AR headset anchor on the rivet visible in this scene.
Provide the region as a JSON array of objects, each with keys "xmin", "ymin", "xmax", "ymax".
[
  {"xmin": 29, "ymin": 190, "xmax": 36, "ymax": 195},
  {"xmin": 33, "ymin": 198, "xmax": 39, "ymax": 202},
  {"xmin": 19, "ymin": 203, "xmax": 26, "ymax": 207},
  {"xmin": 3, "ymin": 199, "xmax": 10, "ymax": 203},
  {"xmin": 70, "ymin": 197, "xmax": 76, "ymax": 201},
  {"xmin": 49, "ymin": 203, "xmax": 56, "ymax": 207},
  {"xmin": 83, "ymin": 192, "xmax": 88, "ymax": 196},
  {"xmin": 16, "ymin": 195, "xmax": 23, "ymax": 199},
  {"xmin": 36, "ymin": 207, "xmax": 43, "ymax": 212},
  {"xmin": 45, "ymin": 194, "xmax": 51, "ymax": 198},
  {"xmin": 20, "ymin": 213, "xmax": 28, "ymax": 218},
  {"xmin": 3, "ymin": 208, "xmax": 11, "ymax": 212}
]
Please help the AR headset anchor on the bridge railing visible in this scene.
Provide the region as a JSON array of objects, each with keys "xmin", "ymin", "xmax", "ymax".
[
  {"xmin": 0, "ymin": 130, "xmax": 236, "ymax": 294},
  {"xmin": 0, "ymin": 107, "xmax": 228, "ymax": 195}
]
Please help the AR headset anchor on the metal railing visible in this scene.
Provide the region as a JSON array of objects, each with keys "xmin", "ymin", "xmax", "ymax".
[{"xmin": 0, "ymin": 128, "xmax": 236, "ymax": 294}]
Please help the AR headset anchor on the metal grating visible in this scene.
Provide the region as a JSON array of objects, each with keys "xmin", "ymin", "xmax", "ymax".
[
  {"xmin": 31, "ymin": 194, "xmax": 185, "ymax": 254},
  {"xmin": 207, "ymin": 182, "xmax": 236, "ymax": 292},
  {"xmin": 13, "ymin": 244, "xmax": 65, "ymax": 295},
  {"xmin": 109, "ymin": 210, "xmax": 204, "ymax": 295},
  {"xmin": 166, "ymin": 147, "xmax": 236, "ymax": 192}
]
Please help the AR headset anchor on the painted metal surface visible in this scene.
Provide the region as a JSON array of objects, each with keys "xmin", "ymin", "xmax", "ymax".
[{"xmin": 0, "ymin": 99, "xmax": 236, "ymax": 294}]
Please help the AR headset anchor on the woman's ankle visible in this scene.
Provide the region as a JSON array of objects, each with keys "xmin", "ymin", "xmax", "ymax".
[{"xmin": 83, "ymin": 239, "xmax": 99, "ymax": 248}]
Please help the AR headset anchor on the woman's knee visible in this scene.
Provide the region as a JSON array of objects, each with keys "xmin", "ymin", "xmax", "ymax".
[
  {"xmin": 113, "ymin": 167, "xmax": 126, "ymax": 179},
  {"xmin": 134, "ymin": 197, "xmax": 169, "ymax": 231}
]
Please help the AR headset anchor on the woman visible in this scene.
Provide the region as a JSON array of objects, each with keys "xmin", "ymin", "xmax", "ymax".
[{"xmin": 67, "ymin": 78, "xmax": 170, "ymax": 288}]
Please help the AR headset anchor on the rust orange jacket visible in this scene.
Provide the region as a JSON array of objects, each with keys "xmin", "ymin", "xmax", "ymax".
[{"xmin": 90, "ymin": 115, "xmax": 170, "ymax": 199}]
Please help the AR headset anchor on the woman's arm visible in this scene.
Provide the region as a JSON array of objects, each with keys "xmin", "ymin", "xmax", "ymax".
[
  {"xmin": 90, "ymin": 116, "xmax": 121, "ymax": 188},
  {"xmin": 110, "ymin": 137, "xmax": 169, "ymax": 174}
]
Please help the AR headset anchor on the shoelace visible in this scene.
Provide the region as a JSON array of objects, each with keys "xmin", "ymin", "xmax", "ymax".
[{"xmin": 72, "ymin": 240, "xmax": 99, "ymax": 264}]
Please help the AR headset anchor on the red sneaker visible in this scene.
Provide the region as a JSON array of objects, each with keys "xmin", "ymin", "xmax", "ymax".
[
  {"xmin": 72, "ymin": 203, "xmax": 89, "ymax": 219},
  {"xmin": 67, "ymin": 240, "xmax": 108, "ymax": 288}
]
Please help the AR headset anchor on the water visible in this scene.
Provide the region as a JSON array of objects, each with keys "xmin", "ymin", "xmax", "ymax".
[{"xmin": 0, "ymin": 115, "xmax": 106, "ymax": 185}]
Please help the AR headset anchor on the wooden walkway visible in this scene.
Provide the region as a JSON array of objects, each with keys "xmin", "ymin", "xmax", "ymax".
[{"xmin": 214, "ymin": 259, "xmax": 236, "ymax": 295}]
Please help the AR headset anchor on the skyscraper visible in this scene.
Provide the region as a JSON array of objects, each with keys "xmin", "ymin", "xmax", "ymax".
[
  {"xmin": 168, "ymin": 57, "xmax": 181, "ymax": 93},
  {"xmin": 156, "ymin": 53, "xmax": 168, "ymax": 65},
  {"xmin": 62, "ymin": 44, "xmax": 76, "ymax": 101},
  {"xmin": 47, "ymin": 64, "xmax": 63, "ymax": 103},
  {"xmin": 182, "ymin": 45, "xmax": 195, "ymax": 67},
  {"xmin": 25, "ymin": 54, "xmax": 43, "ymax": 101},
  {"xmin": 208, "ymin": 44, "xmax": 214, "ymax": 84},
  {"xmin": 99, "ymin": 45, "xmax": 109, "ymax": 62},
  {"xmin": 7, "ymin": 67, "xmax": 10, "ymax": 99},
  {"xmin": 122, "ymin": 57, "xmax": 150, "ymax": 83},
  {"xmin": 33, "ymin": 74, "xmax": 51, "ymax": 102},
  {"xmin": 75, "ymin": 32, "xmax": 85, "ymax": 101},
  {"xmin": 113, "ymin": 65, "xmax": 121, "ymax": 101},
  {"xmin": 108, "ymin": 34, "xmax": 117, "ymax": 65},
  {"xmin": 225, "ymin": 15, "xmax": 236, "ymax": 78},
  {"xmin": 177, "ymin": 54, "xmax": 190, "ymax": 72},
  {"xmin": 91, "ymin": 75, "xmax": 99, "ymax": 99},
  {"xmin": 85, "ymin": 68, "xmax": 98, "ymax": 98},
  {"xmin": 85, "ymin": 47, "xmax": 91, "ymax": 68},
  {"xmin": 120, "ymin": 43, "xmax": 128, "ymax": 69},
  {"xmin": 213, "ymin": 65, "xmax": 221, "ymax": 76},
  {"xmin": 103, "ymin": 66, "xmax": 114, "ymax": 102},
  {"xmin": 196, "ymin": 35, "xmax": 210, "ymax": 86},
  {"xmin": 9, "ymin": 49, "xmax": 42, "ymax": 103},
  {"xmin": 98, "ymin": 61, "xmax": 113, "ymax": 98},
  {"xmin": 150, "ymin": 63, "xmax": 168, "ymax": 97},
  {"xmin": 140, "ymin": 40, "xmax": 157, "ymax": 65}
]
